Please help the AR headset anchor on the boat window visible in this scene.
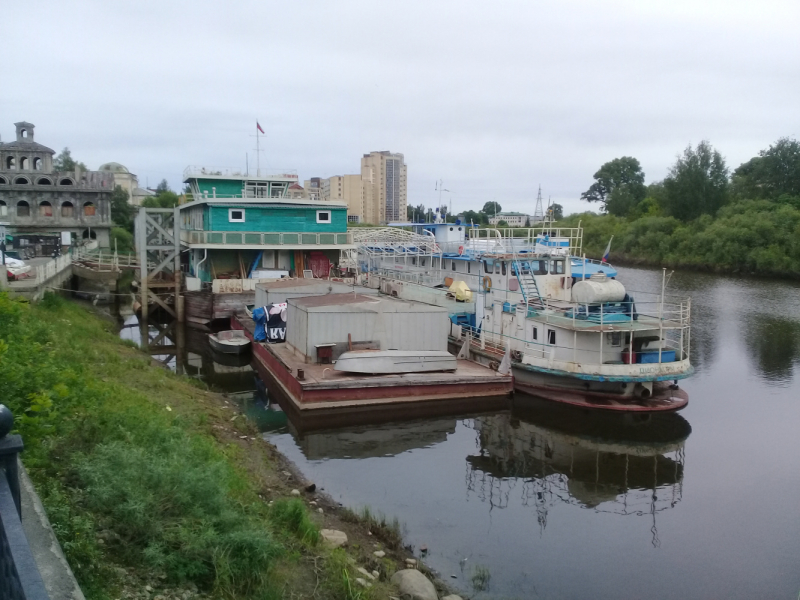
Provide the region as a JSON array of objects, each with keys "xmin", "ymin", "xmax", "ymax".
[
  {"xmin": 228, "ymin": 208, "xmax": 245, "ymax": 222},
  {"xmin": 316, "ymin": 210, "xmax": 331, "ymax": 223},
  {"xmin": 494, "ymin": 262, "xmax": 500, "ymax": 274},
  {"xmin": 547, "ymin": 329, "xmax": 556, "ymax": 345},
  {"xmin": 483, "ymin": 260, "xmax": 490, "ymax": 274},
  {"xmin": 411, "ymin": 257, "xmax": 416, "ymax": 265},
  {"xmin": 501, "ymin": 262, "xmax": 507, "ymax": 276},
  {"xmin": 530, "ymin": 260, "xmax": 548, "ymax": 275},
  {"xmin": 420, "ymin": 257, "xmax": 425, "ymax": 267},
  {"xmin": 609, "ymin": 332, "xmax": 621, "ymax": 347},
  {"xmin": 531, "ymin": 327, "xmax": 538, "ymax": 341},
  {"xmin": 551, "ymin": 259, "xmax": 565, "ymax": 274},
  {"xmin": 467, "ymin": 262, "xmax": 471, "ymax": 274},
  {"xmin": 452, "ymin": 260, "xmax": 456, "ymax": 271},
  {"xmin": 625, "ymin": 333, "xmax": 631, "ymax": 345}
]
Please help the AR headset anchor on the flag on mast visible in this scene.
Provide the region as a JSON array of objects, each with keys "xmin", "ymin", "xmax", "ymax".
[
  {"xmin": 602, "ymin": 236, "xmax": 613, "ymax": 263},
  {"xmin": 256, "ymin": 122, "xmax": 265, "ymax": 134}
]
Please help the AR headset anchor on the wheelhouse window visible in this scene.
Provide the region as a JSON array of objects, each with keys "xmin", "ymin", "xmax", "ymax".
[
  {"xmin": 547, "ymin": 329, "xmax": 556, "ymax": 345},
  {"xmin": 551, "ymin": 259, "xmax": 565, "ymax": 274},
  {"xmin": 531, "ymin": 260, "xmax": 548, "ymax": 275},
  {"xmin": 316, "ymin": 210, "xmax": 331, "ymax": 223},
  {"xmin": 501, "ymin": 262, "xmax": 507, "ymax": 276},
  {"xmin": 494, "ymin": 262, "xmax": 500, "ymax": 274},
  {"xmin": 228, "ymin": 208, "xmax": 245, "ymax": 222},
  {"xmin": 451, "ymin": 260, "xmax": 456, "ymax": 271}
]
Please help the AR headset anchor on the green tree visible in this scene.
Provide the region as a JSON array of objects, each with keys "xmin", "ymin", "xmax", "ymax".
[
  {"xmin": 155, "ymin": 179, "xmax": 171, "ymax": 194},
  {"xmin": 53, "ymin": 147, "xmax": 88, "ymax": 172},
  {"xmin": 580, "ymin": 157, "xmax": 646, "ymax": 216},
  {"xmin": 662, "ymin": 141, "xmax": 729, "ymax": 221},
  {"xmin": 110, "ymin": 185, "xmax": 136, "ymax": 233},
  {"xmin": 732, "ymin": 137, "xmax": 800, "ymax": 200},
  {"xmin": 549, "ymin": 203, "xmax": 564, "ymax": 220},
  {"xmin": 497, "ymin": 219, "xmax": 509, "ymax": 227},
  {"xmin": 482, "ymin": 201, "xmax": 502, "ymax": 216},
  {"xmin": 461, "ymin": 210, "xmax": 487, "ymax": 225},
  {"xmin": 142, "ymin": 191, "xmax": 180, "ymax": 209},
  {"xmin": 524, "ymin": 216, "xmax": 531, "ymax": 227}
]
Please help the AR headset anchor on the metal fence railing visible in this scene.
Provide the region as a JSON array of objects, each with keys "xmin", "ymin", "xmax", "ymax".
[{"xmin": 0, "ymin": 406, "xmax": 50, "ymax": 600}]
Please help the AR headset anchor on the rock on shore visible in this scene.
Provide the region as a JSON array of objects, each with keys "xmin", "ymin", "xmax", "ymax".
[{"xmin": 390, "ymin": 569, "xmax": 438, "ymax": 600}]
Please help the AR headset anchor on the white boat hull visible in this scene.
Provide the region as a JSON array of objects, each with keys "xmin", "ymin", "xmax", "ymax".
[{"xmin": 334, "ymin": 350, "xmax": 457, "ymax": 374}]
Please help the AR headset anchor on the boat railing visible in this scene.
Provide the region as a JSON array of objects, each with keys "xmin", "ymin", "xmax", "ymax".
[
  {"xmin": 180, "ymin": 230, "xmax": 354, "ymax": 247},
  {"xmin": 183, "ymin": 166, "xmax": 299, "ymax": 180},
  {"xmin": 468, "ymin": 225, "xmax": 584, "ymax": 256}
]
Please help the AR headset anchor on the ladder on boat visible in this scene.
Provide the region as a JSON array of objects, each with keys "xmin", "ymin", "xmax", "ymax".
[{"xmin": 513, "ymin": 259, "xmax": 545, "ymax": 309}]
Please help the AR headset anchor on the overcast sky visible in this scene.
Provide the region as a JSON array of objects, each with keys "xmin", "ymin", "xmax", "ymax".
[{"xmin": 3, "ymin": 0, "xmax": 798, "ymax": 216}]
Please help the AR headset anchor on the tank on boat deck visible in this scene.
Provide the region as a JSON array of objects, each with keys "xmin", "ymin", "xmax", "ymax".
[{"xmin": 571, "ymin": 273, "xmax": 626, "ymax": 304}]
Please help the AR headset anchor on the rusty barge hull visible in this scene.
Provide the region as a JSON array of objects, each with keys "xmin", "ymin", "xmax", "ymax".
[{"xmin": 232, "ymin": 315, "xmax": 513, "ymax": 426}]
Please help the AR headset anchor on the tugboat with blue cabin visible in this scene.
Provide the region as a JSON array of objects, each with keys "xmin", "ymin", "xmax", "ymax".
[{"xmin": 356, "ymin": 215, "xmax": 693, "ymax": 411}]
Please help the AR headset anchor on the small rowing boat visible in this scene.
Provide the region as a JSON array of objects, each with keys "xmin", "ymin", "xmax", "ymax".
[
  {"xmin": 208, "ymin": 330, "xmax": 251, "ymax": 354},
  {"xmin": 334, "ymin": 350, "xmax": 457, "ymax": 374}
]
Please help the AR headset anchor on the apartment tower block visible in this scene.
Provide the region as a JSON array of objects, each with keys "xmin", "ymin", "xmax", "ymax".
[{"xmin": 361, "ymin": 151, "xmax": 407, "ymax": 224}]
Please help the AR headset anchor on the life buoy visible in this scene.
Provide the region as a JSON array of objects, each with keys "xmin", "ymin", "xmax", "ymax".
[
  {"xmin": 458, "ymin": 245, "xmax": 464, "ymax": 255},
  {"xmin": 482, "ymin": 276, "xmax": 492, "ymax": 292}
]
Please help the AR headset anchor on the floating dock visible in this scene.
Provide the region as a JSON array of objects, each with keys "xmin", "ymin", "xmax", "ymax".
[{"xmin": 232, "ymin": 313, "xmax": 513, "ymax": 428}]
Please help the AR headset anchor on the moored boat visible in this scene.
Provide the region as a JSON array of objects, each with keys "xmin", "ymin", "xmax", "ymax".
[
  {"xmin": 208, "ymin": 329, "xmax": 251, "ymax": 354},
  {"xmin": 334, "ymin": 350, "xmax": 457, "ymax": 374},
  {"xmin": 355, "ymin": 216, "xmax": 693, "ymax": 411}
]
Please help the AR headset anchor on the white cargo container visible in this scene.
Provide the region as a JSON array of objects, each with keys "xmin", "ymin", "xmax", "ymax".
[{"xmin": 286, "ymin": 293, "xmax": 450, "ymax": 363}]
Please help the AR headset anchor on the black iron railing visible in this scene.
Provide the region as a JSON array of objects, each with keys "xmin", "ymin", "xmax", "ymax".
[{"xmin": 0, "ymin": 405, "xmax": 50, "ymax": 600}]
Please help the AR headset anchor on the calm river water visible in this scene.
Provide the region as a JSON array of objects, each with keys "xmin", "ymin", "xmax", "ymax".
[
  {"xmin": 260, "ymin": 266, "xmax": 800, "ymax": 600},
  {"xmin": 124, "ymin": 266, "xmax": 800, "ymax": 599}
]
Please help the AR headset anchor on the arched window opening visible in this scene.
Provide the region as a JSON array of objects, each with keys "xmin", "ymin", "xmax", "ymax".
[
  {"xmin": 61, "ymin": 201, "xmax": 74, "ymax": 218},
  {"xmin": 20, "ymin": 157, "xmax": 29, "ymax": 170},
  {"xmin": 0, "ymin": 176, "xmax": 7, "ymax": 185},
  {"xmin": 21, "ymin": 129, "xmax": 28, "ymax": 139},
  {"xmin": 83, "ymin": 202, "xmax": 96, "ymax": 216},
  {"xmin": 33, "ymin": 157, "xmax": 42, "ymax": 170},
  {"xmin": 0, "ymin": 201, "xmax": 7, "ymax": 217},
  {"xmin": 17, "ymin": 201, "xmax": 30, "ymax": 217},
  {"xmin": 59, "ymin": 178, "xmax": 73, "ymax": 186},
  {"xmin": 6, "ymin": 157, "xmax": 15, "ymax": 170},
  {"xmin": 14, "ymin": 176, "xmax": 29, "ymax": 185},
  {"xmin": 39, "ymin": 201, "xmax": 53, "ymax": 217},
  {"xmin": 82, "ymin": 229, "xmax": 97, "ymax": 240},
  {"xmin": 36, "ymin": 177, "xmax": 52, "ymax": 185}
]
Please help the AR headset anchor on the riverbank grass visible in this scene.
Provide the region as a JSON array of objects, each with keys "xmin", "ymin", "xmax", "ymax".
[{"xmin": 0, "ymin": 292, "xmax": 394, "ymax": 599}]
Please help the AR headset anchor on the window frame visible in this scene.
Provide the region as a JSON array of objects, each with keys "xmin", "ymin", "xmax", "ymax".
[
  {"xmin": 547, "ymin": 329, "xmax": 556, "ymax": 345},
  {"xmin": 228, "ymin": 208, "xmax": 245, "ymax": 223},
  {"xmin": 316, "ymin": 210, "xmax": 331, "ymax": 224}
]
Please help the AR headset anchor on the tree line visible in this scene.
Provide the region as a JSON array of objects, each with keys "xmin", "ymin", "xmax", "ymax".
[
  {"xmin": 567, "ymin": 137, "xmax": 800, "ymax": 276},
  {"xmin": 406, "ymin": 200, "xmax": 563, "ymax": 226}
]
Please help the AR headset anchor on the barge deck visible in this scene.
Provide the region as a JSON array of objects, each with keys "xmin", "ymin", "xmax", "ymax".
[{"xmin": 232, "ymin": 314, "xmax": 513, "ymax": 426}]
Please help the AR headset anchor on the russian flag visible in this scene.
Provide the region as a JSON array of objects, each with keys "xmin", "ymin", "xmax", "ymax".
[
  {"xmin": 602, "ymin": 236, "xmax": 613, "ymax": 262},
  {"xmin": 257, "ymin": 122, "xmax": 265, "ymax": 134}
]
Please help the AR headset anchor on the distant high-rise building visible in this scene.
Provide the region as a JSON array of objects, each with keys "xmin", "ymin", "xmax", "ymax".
[
  {"xmin": 322, "ymin": 174, "xmax": 363, "ymax": 223},
  {"xmin": 361, "ymin": 151, "xmax": 407, "ymax": 224}
]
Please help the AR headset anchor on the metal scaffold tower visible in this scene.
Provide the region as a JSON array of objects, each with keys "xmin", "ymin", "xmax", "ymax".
[
  {"xmin": 135, "ymin": 207, "xmax": 184, "ymax": 322},
  {"xmin": 533, "ymin": 185, "xmax": 544, "ymax": 223}
]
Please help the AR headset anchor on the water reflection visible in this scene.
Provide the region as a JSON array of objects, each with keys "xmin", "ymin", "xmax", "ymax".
[
  {"xmin": 745, "ymin": 315, "xmax": 800, "ymax": 384},
  {"xmin": 468, "ymin": 398, "xmax": 690, "ymax": 546},
  {"xmin": 288, "ymin": 418, "xmax": 457, "ymax": 460}
]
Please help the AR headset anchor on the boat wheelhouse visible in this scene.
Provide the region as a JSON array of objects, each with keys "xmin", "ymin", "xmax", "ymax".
[{"xmin": 354, "ymin": 219, "xmax": 693, "ymax": 411}]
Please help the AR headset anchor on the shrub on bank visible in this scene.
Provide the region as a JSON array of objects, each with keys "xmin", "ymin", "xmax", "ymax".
[{"xmin": 557, "ymin": 200, "xmax": 800, "ymax": 277}]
